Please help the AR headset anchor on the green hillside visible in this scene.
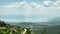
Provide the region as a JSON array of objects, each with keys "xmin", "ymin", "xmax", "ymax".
[
  {"xmin": 0, "ymin": 20, "xmax": 60, "ymax": 34},
  {"xmin": 0, "ymin": 20, "xmax": 31, "ymax": 34}
]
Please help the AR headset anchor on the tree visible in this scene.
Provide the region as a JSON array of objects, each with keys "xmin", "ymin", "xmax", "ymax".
[
  {"xmin": 0, "ymin": 20, "xmax": 6, "ymax": 27},
  {"xmin": 2, "ymin": 21, "xmax": 6, "ymax": 26}
]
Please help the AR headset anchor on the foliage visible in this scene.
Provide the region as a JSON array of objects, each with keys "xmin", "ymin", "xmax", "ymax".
[
  {"xmin": 0, "ymin": 20, "xmax": 31, "ymax": 34},
  {"xmin": 0, "ymin": 20, "xmax": 6, "ymax": 27}
]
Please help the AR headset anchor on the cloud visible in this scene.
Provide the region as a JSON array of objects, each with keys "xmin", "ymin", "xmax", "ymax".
[
  {"xmin": 0, "ymin": 1, "xmax": 60, "ymax": 22},
  {"xmin": 0, "ymin": 1, "xmax": 41, "ymax": 15},
  {"xmin": 43, "ymin": 0, "xmax": 52, "ymax": 7},
  {"xmin": 0, "ymin": 1, "xmax": 60, "ymax": 15},
  {"xmin": 53, "ymin": 0, "xmax": 60, "ymax": 7}
]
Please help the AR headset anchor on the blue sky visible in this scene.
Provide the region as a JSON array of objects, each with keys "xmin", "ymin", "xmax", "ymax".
[
  {"xmin": 0, "ymin": 0, "xmax": 42, "ymax": 5},
  {"xmin": 0, "ymin": 0, "xmax": 60, "ymax": 22}
]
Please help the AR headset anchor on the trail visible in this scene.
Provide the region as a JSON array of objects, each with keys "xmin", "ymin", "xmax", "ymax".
[{"xmin": 21, "ymin": 29, "xmax": 27, "ymax": 34}]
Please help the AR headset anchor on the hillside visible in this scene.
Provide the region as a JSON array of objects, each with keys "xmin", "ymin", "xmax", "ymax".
[
  {"xmin": 0, "ymin": 20, "xmax": 60, "ymax": 34},
  {"xmin": 0, "ymin": 20, "xmax": 31, "ymax": 34}
]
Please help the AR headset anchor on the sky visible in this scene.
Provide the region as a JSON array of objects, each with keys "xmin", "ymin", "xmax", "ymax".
[{"xmin": 0, "ymin": 0, "xmax": 60, "ymax": 22}]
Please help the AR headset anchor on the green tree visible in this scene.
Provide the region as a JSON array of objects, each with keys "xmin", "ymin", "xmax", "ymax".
[
  {"xmin": 0, "ymin": 20, "xmax": 6, "ymax": 27},
  {"xmin": 2, "ymin": 21, "xmax": 6, "ymax": 26}
]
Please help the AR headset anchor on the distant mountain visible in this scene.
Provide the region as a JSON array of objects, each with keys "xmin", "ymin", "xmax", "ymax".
[
  {"xmin": 47, "ymin": 17, "xmax": 60, "ymax": 25},
  {"xmin": 16, "ymin": 22, "xmax": 47, "ymax": 28},
  {"xmin": 6, "ymin": 17, "xmax": 60, "ymax": 26}
]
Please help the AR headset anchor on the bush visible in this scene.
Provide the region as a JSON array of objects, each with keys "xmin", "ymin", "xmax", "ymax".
[{"xmin": 0, "ymin": 20, "xmax": 6, "ymax": 27}]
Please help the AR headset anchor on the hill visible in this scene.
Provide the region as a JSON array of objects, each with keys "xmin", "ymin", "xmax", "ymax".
[{"xmin": 0, "ymin": 20, "xmax": 31, "ymax": 34}]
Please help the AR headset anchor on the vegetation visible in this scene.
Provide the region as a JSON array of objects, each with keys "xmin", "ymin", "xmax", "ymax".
[
  {"xmin": 41, "ymin": 28, "xmax": 47, "ymax": 34},
  {"xmin": 0, "ymin": 20, "xmax": 31, "ymax": 34},
  {"xmin": 0, "ymin": 20, "xmax": 6, "ymax": 27},
  {"xmin": 0, "ymin": 20, "xmax": 60, "ymax": 34}
]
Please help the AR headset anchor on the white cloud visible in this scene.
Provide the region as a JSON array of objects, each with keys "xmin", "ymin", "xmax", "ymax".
[
  {"xmin": 53, "ymin": 0, "xmax": 60, "ymax": 7},
  {"xmin": 0, "ymin": 1, "xmax": 60, "ymax": 16},
  {"xmin": 0, "ymin": 1, "xmax": 60, "ymax": 22},
  {"xmin": 43, "ymin": 0, "xmax": 52, "ymax": 7}
]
